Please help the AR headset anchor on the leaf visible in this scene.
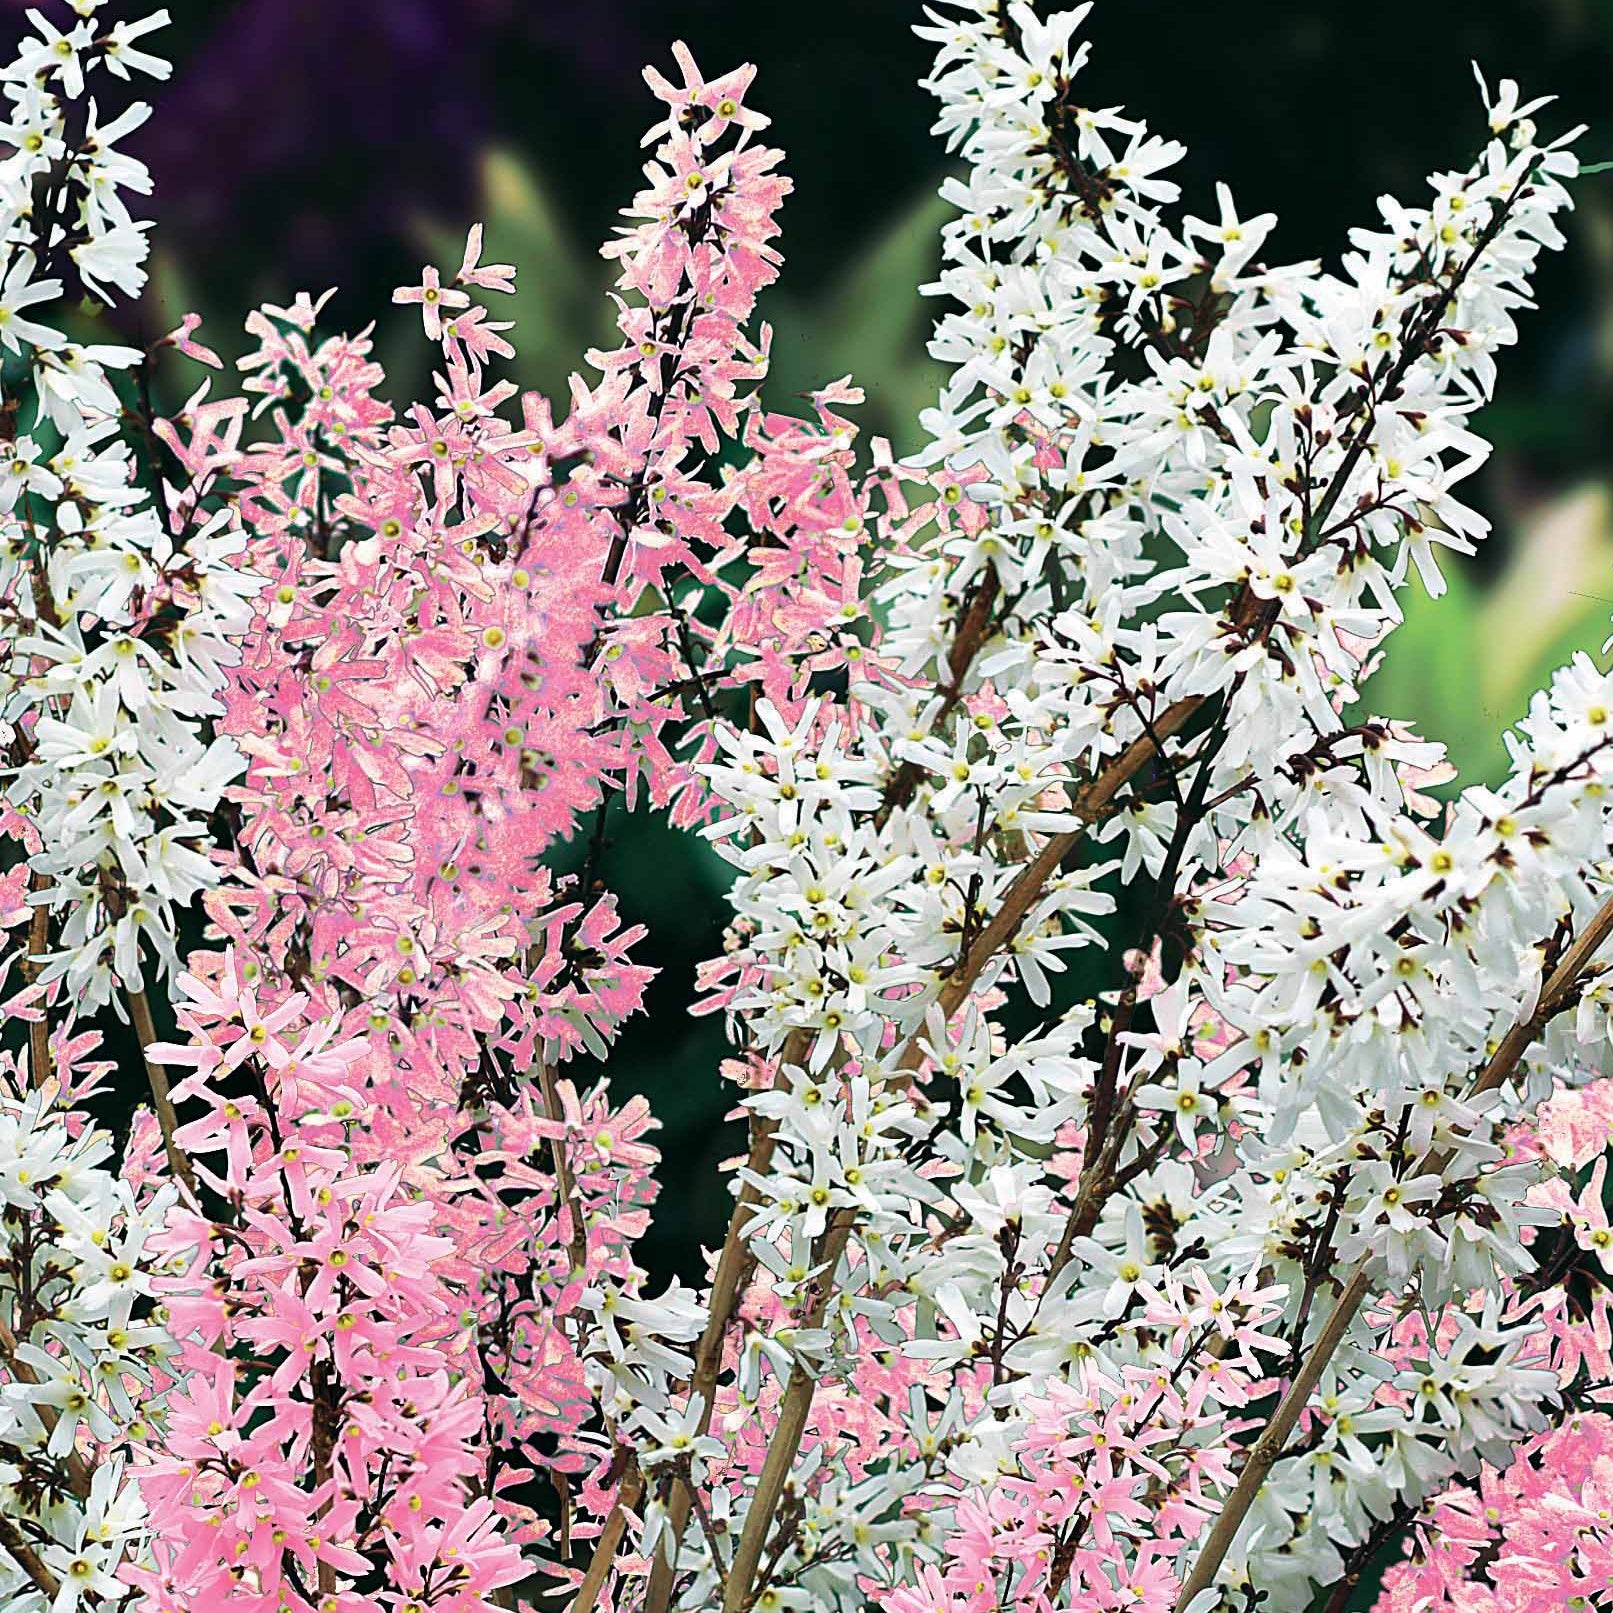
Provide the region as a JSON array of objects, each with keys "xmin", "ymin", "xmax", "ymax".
[
  {"xmin": 1364, "ymin": 484, "xmax": 1613, "ymax": 784},
  {"xmin": 762, "ymin": 186, "xmax": 951, "ymax": 453}
]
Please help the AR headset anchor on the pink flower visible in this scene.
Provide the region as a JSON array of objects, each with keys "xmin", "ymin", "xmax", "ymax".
[
  {"xmin": 392, "ymin": 263, "xmax": 470, "ymax": 340},
  {"xmin": 455, "ymin": 224, "xmax": 516, "ymax": 294},
  {"xmin": 163, "ymin": 310, "xmax": 222, "ymax": 368}
]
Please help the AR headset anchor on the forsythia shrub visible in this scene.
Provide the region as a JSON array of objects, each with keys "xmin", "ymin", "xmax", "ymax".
[{"xmin": 0, "ymin": 2, "xmax": 1607, "ymax": 1611}]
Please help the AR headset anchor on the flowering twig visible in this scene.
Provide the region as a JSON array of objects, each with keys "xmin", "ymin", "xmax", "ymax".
[{"xmin": 1176, "ymin": 888, "xmax": 1613, "ymax": 1609}]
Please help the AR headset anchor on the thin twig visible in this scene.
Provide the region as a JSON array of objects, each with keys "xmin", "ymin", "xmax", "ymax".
[
  {"xmin": 571, "ymin": 1467, "xmax": 645, "ymax": 1613},
  {"xmin": 640, "ymin": 1110, "xmax": 784, "ymax": 1613},
  {"xmin": 0, "ymin": 1515, "xmax": 59, "ymax": 1600},
  {"xmin": 21, "ymin": 870, "xmax": 51, "ymax": 1088},
  {"xmin": 125, "ymin": 986, "xmax": 198, "ymax": 1202},
  {"xmin": 1174, "ymin": 886, "xmax": 1613, "ymax": 1609},
  {"xmin": 0, "ymin": 1317, "xmax": 92, "ymax": 1499},
  {"xmin": 720, "ymin": 1214, "xmax": 855, "ymax": 1613},
  {"xmin": 536, "ymin": 1057, "xmax": 589, "ymax": 1274},
  {"xmin": 891, "ymin": 693, "xmax": 1205, "ymax": 1087}
]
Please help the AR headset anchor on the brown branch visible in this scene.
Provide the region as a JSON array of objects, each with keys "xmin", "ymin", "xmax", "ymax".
[
  {"xmin": 536, "ymin": 1057, "xmax": 589, "ymax": 1275},
  {"xmin": 1173, "ymin": 1263, "xmax": 1373, "ymax": 1611},
  {"xmin": 571, "ymin": 1466, "xmax": 644, "ymax": 1613},
  {"xmin": 877, "ymin": 563, "xmax": 1001, "ymax": 827},
  {"xmin": 1470, "ymin": 893, "xmax": 1613, "ymax": 1100},
  {"xmin": 892, "ymin": 693, "xmax": 1205, "ymax": 1085},
  {"xmin": 720, "ymin": 1213, "xmax": 855, "ymax": 1613},
  {"xmin": 1047, "ymin": 1076, "xmax": 1145, "ymax": 1276},
  {"xmin": 0, "ymin": 1318, "xmax": 92, "ymax": 1500},
  {"xmin": 125, "ymin": 986, "xmax": 198, "ymax": 1202},
  {"xmin": 21, "ymin": 870, "xmax": 51, "ymax": 1089},
  {"xmin": 641, "ymin": 1111, "xmax": 782, "ymax": 1613},
  {"xmin": 0, "ymin": 1514, "xmax": 59, "ymax": 1601},
  {"xmin": 310, "ymin": 1356, "xmax": 340, "ymax": 1597}
]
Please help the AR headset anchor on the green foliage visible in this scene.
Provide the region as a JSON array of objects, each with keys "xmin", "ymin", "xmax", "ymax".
[
  {"xmin": 1363, "ymin": 484, "xmax": 1613, "ymax": 785},
  {"xmin": 760, "ymin": 189, "xmax": 952, "ymax": 455}
]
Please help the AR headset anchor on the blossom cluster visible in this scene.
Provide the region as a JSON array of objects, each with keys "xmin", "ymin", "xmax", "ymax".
[
  {"xmin": 0, "ymin": 2, "xmax": 1610, "ymax": 1613},
  {"xmin": 0, "ymin": 0, "xmax": 254, "ymax": 1011},
  {"xmin": 0, "ymin": 1024, "xmax": 175, "ymax": 1613},
  {"xmin": 589, "ymin": 6, "xmax": 1608, "ymax": 1613},
  {"xmin": 131, "ymin": 954, "xmax": 526, "ymax": 1611},
  {"xmin": 0, "ymin": 6, "xmax": 900, "ymax": 1608}
]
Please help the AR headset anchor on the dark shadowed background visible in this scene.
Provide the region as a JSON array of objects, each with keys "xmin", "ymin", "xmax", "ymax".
[{"xmin": 47, "ymin": 0, "xmax": 1613, "ymax": 1290}]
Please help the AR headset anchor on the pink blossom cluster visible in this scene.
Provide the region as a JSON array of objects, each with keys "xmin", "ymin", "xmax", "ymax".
[
  {"xmin": 1376, "ymin": 1413, "xmax": 1613, "ymax": 1612},
  {"xmin": 84, "ymin": 27, "xmax": 900, "ymax": 1613},
  {"xmin": 131, "ymin": 955, "xmax": 526, "ymax": 1611}
]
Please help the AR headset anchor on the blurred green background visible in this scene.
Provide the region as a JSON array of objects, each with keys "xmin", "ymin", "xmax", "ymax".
[{"xmin": 54, "ymin": 0, "xmax": 1613, "ymax": 1288}]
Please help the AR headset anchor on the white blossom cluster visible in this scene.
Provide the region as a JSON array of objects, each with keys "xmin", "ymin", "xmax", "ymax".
[
  {"xmin": 603, "ymin": 3, "xmax": 1611, "ymax": 1610},
  {"xmin": 0, "ymin": 1072, "xmax": 175, "ymax": 1611},
  {"xmin": 705, "ymin": 697, "xmax": 1114, "ymax": 1064},
  {"xmin": 1204, "ymin": 649, "xmax": 1613, "ymax": 1289},
  {"xmin": 0, "ymin": 2, "xmax": 257, "ymax": 1009}
]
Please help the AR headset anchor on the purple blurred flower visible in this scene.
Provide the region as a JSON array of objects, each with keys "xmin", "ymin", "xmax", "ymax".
[{"xmin": 129, "ymin": 0, "xmax": 527, "ymax": 297}]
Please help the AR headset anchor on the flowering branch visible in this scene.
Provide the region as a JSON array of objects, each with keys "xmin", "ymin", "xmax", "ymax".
[
  {"xmin": 0, "ymin": 1516, "xmax": 59, "ymax": 1602},
  {"xmin": 1177, "ymin": 888, "xmax": 1613, "ymax": 1609}
]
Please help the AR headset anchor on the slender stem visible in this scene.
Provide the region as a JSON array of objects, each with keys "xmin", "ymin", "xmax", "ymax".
[
  {"xmin": 536, "ymin": 1057, "xmax": 589, "ymax": 1274},
  {"xmin": 892, "ymin": 694, "xmax": 1204, "ymax": 1086},
  {"xmin": 687, "ymin": 1466, "xmax": 732, "ymax": 1581},
  {"xmin": 0, "ymin": 1515, "xmax": 59, "ymax": 1600},
  {"xmin": 125, "ymin": 986, "xmax": 198, "ymax": 1201},
  {"xmin": 1469, "ymin": 892, "xmax": 1613, "ymax": 1101},
  {"xmin": 641, "ymin": 1113, "xmax": 783, "ymax": 1613},
  {"xmin": 1175, "ymin": 1263, "xmax": 1373, "ymax": 1610},
  {"xmin": 21, "ymin": 871, "xmax": 50, "ymax": 1089},
  {"xmin": 571, "ymin": 1467, "xmax": 644, "ymax": 1613},
  {"xmin": 720, "ymin": 1214, "xmax": 855, "ymax": 1613},
  {"xmin": 1047, "ymin": 1076, "xmax": 1143, "ymax": 1277},
  {"xmin": 1300, "ymin": 155, "xmax": 1543, "ymax": 555},
  {"xmin": 310, "ymin": 1356, "xmax": 340, "ymax": 1597},
  {"xmin": 1050, "ymin": 708, "xmax": 1235, "ymax": 1270},
  {"xmin": 876, "ymin": 563, "xmax": 1002, "ymax": 827}
]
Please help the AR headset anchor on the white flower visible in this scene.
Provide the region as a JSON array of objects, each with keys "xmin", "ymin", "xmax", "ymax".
[
  {"xmin": 70, "ymin": 220, "xmax": 152, "ymax": 301},
  {"xmin": 1136, "ymin": 1059, "xmax": 1220, "ymax": 1149},
  {"xmin": 0, "ymin": 255, "xmax": 64, "ymax": 352}
]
